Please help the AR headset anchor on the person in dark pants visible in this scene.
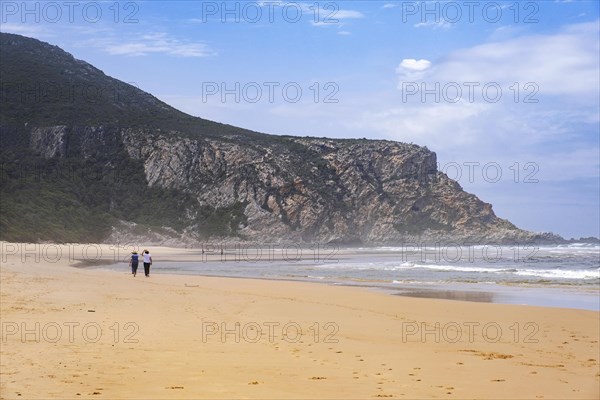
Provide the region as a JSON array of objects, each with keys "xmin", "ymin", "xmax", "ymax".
[
  {"xmin": 142, "ymin": 249, "xmax": 152, "ymax": 277},
  {"xmin": 129, "ymin": 251, "xmax": 139, "ymax": 277}
]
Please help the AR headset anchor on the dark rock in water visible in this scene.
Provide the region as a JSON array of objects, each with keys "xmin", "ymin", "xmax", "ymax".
[{"xmin": 0, "ymin": 33, "xmax": 565, "ymax": 245}]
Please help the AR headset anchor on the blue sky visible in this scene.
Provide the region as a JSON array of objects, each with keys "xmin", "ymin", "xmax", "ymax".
[{"xmin": 2, "ymin": 1, "xmax": 599, "ymax": 238}]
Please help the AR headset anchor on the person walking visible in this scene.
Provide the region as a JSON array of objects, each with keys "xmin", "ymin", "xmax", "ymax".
[
  {"xmin": 142, "ymin": 249, "xmax": 152, "ymax": 277},
  {"xmin": 129, "ymin": 251, "xmax": 139, "ymax": 277}
]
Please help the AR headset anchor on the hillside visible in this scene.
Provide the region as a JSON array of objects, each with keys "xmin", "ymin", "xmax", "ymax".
[{"xmin": 0, "ymin": 33, "xmax": 561, "ymax": 245}]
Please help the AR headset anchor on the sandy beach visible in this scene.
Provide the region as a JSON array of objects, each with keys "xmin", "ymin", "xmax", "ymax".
[{"xmin": 1, "ymin": 243, "xmax": 598, "ymax": 399}]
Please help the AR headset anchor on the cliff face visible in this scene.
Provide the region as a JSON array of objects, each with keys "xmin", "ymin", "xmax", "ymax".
[
  {"xmin": 1, "ymin": 33, "xmax": 560, "ymax": 245},
  {"xmin": 24, "ymin": 125, "xmax": 546, "ymax": 244}
]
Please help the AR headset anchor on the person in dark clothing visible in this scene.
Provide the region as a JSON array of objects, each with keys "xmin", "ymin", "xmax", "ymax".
[{"xmin": 129, "ymin": 251, "xmax": 139, "ymax": 277}]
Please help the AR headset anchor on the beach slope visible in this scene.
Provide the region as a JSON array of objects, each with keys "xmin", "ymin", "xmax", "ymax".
[{"xmin": 1, "ymin": 244, "xmax": 598, "ymax": 399}]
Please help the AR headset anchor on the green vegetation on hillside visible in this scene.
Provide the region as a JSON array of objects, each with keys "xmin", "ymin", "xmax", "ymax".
[{"xmin": 0, "ymin": 139, "xmax": 249, "ymax": 241}]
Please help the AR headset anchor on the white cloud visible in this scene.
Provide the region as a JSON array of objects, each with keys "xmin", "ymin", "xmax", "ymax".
[
  {"xmin": 298, "ymin": 2, "xmax": 364, "ymax": 18},
  {"xmin": 333, "ymin": 10, "xmax": 365, "ymax": 19},
  {"xmin": 1, "ymin": 22, "xmax": 214, "ymax": 58},
  {"xmin": 352, "ymin": 101, "xmax": 490, "ymax": 150},
  {"xmin": 90, "ymin": 32, "xmax": 213, "ymax": 57},
  {"xmin": 0, "ymin": 23, "xmax": 54, "ymax": 38},
  {"xmin": 414, "ymin": 20, "xmax": 452, "ymax": 30},
  {"xmin": 397, "ymin": 59, "xmax": 432, "ymax": 72},
  {"xmin": 382, "ymin": 3, "xmax": 398, "ymax": 9},
  {"xmin": 400, "ymin": 21, "xmax": 599, "ymax": 99},
  {"xmin": 395, "ymin": 58, "xmax": 432, "ymax": 80},
  {"xmin": 305, "ymin": 3, "xmax": 364, "ymax": 28}
]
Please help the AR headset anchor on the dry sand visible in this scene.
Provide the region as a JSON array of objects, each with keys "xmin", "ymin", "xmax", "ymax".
[{"xmin": 1, "ymin": 243, "xmax": 598, "ymax": 399}]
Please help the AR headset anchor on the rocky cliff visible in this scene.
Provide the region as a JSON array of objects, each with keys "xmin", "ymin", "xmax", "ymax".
[
  {"xmin": 0, "ymin": 33, "xmax": 562, "ymax": 245},
  {"xmin": 24, "ymin": 124, "xmax": 556, "ymax": 245}
]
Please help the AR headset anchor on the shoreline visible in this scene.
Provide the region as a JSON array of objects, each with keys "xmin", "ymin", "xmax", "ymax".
[
  {"xmin": 88, "ymin": 265, "xmax": 600, "ymax": 311},
  {"xmin": 70, "ymin": 248, "xmax": 599, "ymax": 311},
  {"xmin": 1, "ymin": 243, "xmax": 599, "ymax": 399}
]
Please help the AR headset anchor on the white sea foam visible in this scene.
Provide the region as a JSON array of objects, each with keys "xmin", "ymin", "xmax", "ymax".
[
  {"xmin": 513, "ymin": 268, "xmax": 599, "ymax": 280},
  {"xmin": 314, "ymin": 261, "xmax": 599, "ymax": 280},
  {"xmin": 410, "ymin": 264, "xmax": 511, "ymax": 273},
  {"xmin": 407, "ymin": 264, "xmax": 599, "ymax": 279}
]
